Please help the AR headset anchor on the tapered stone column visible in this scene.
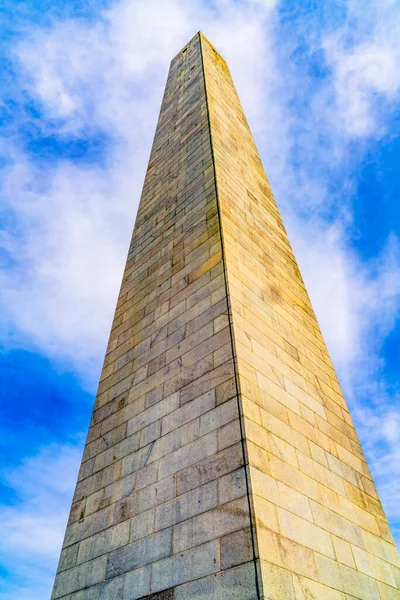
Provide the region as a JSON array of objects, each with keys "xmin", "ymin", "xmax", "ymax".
[{"xmin": 52, "ymin": 32, "xmax": 400, "ymax": 600}]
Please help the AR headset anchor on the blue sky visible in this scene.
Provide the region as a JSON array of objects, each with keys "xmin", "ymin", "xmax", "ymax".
[{"xmin": 0, "ymin": 1, "xmax": 400, "ymax": 598}]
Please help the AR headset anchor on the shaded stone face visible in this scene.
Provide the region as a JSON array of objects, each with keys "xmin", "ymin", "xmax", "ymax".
[{"xmin": 51, "ymin": 32, "xmax": 400, "ymax": 600}]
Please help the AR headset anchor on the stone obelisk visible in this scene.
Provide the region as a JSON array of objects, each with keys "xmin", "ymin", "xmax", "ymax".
[{"xmin": 52, "ymin": 32, "xmax": 400, "ymax": 600}]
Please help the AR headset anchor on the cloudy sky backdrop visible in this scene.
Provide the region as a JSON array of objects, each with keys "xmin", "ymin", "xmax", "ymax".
[{"xmin": 1, "ymin": 0, "xmax": 400, "ymax": 598}]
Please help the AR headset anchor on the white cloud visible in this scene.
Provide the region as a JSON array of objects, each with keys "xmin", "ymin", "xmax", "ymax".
[
  {"xmin": 0, "ymin": 443, "xmax": 82, "ymax": 600},
  {"xmin": 352, "ymin": 398, "xmax": 400, "ymax": 533},
  {"xmin": 323, "ymin": 0, "xmax": 400, "ymax": 137},
  {"xmin": 0, "ymin": 150, "xmax": 139, "ymax": 385}
]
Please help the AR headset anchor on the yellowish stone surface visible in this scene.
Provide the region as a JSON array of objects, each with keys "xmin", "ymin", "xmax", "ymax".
[{"xmin": 201, "ymin": 31, "xmax": 400, "ymax": 600}]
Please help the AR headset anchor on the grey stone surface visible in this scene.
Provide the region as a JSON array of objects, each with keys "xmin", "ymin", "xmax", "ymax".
[
  {"xmin": 155, "ymin": 480, "xmax": 218, "ymax": 531},
  {"xmin": 127, "ymin": 394, "xmax": 180, "ymax": 438},
  {"xmin": 139, "ymin": 590, "xmax": 174, "ymax": 600},
  {"xmin": 64, "ymin": 505, "xmax": 113, "ymax": 547},
  {"xmin": 218, "ymin": 468, "xmax": 247, "ymax": 504},
  {"xmin": 92, "ymin": 433, "xmax": 140, "ymax": 475},
  {"xmin": 106, "ymin": 529, "xmax": 172, "ymax": 579},
  {"xmin": 52, "ymin": 556, "xmax": 107, "ymax": 598},
  {"xmin": 123, "ymin": 565, "xmax": 151, "ymax": 600},
  {"xmin": 158, "ymin": 431, "xmax": 217, "ymax": 480},
  {"xmin": 151, "ymin": 540, "xmax": 220, "ymax": 593},
  {"xmin": 173, "ymin": 562, "xmax": 258, "ymax": 600},
  {"xmin": 198, "ymin": 397, "xmax": 238, "ymax": 436},
  {"xmin": 58, "ymin": 544, "xmax": 79, "ymax": 573},
  {"xmin": 177, "ymin": 443, "xmax": 244, "ymax": 495},
  {"xmin": 147, "ymin": 428, "xmax": 181, "ymax": 465},
  {"xmin": 140, "ymin": 420, "xmax": 161, "ymax": 448},
  {"xmin": 77, "ymin": 521, "xmax": 130, "ymax": 564},
  {"xmin": 87, "ymin": 575, "xmax": 126, "ymax": 600},
  {"xmin": 161, "ymin": 391, "xmax": 215, "ymax": 436},
  {"xmin": 63, "ymin": 573, "xmax": 126, "ymax": 600},
  {"xmin": 135, "ymin": 462, "xmax": 158, "ymax": 490},
  {"xmin": 173, "ymin": 497, "xmax": 249, "ymax": 553},
  {"xmin": 131, "ymin": 475, "xmax": 176, "ymax": 514},
  {"xmin": 221, "ymin": 528, "xmax": 253, "ymax": 570},
  {"xmin": 130, "ymin": 509, "xmax": 155, "ymax": 543}
]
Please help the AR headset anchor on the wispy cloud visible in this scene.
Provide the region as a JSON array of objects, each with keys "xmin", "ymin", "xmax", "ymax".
[
  {"xmin": 323, "ymin": 0, "xmax": 400, "ymax": 138},
  {"xmin": 0, "ymin": 443, "xmax": 82, "ymax": 600},
  {"xmin": 352, "ymin": 394, "xmax": 400, "ymax": 542}
]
